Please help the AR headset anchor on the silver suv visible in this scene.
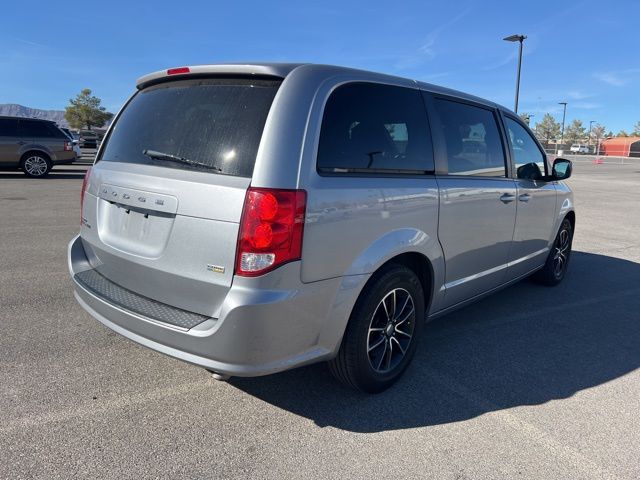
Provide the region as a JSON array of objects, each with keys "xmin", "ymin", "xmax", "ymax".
[{"xmin": 68, "ymin": 64, "xmax": 574, "ymax": 392}]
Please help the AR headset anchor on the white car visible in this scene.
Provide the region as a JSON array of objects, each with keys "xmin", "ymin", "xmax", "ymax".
[{"xmin": 570, "ymin": 144, "xmax": 589, "ymax": 154}]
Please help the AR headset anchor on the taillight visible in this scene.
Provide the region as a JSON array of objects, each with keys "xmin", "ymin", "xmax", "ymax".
[
  {"xmin": 64, "ymin": 140, "xmax": 72, "ymax": 151},
  {"xmin": 235, "ymin": 188, "xmax": 307, "ymax": 277},
  {"xmin": 80, "ymin": 167, "xmax": 92, "ymax": 224}
]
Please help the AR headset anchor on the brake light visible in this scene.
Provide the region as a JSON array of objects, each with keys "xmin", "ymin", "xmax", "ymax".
[
  {"xmin": 235, "ymin": 188, "xmax": 307, "ymax": 277},
  {"xmin": 80, "ymin": 167, "xmax": 92, "ymax": 224},
  {"xmin": 167, "ymin": 67, "xmax": 190, "ymax": 75},
  {"xmin": 64, "ymin": 140, "xmax": 72, "ymax": 151}
]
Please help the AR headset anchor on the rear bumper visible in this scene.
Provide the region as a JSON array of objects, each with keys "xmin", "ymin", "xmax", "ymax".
[
  {"xmin": 68, "ymin": 235, "xmax": 350, "ymax": 376},
  {"xmin": 53, "ymin": 152, "xmax": 77, "ymax": 165}
]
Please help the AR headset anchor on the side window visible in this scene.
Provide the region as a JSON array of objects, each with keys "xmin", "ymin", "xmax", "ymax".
[
  {"xmin": 503, "ymin": 116, "xmax": 547, "ymax": 180},
  {"xmin": 317, "ymin": 83, "xmax": 434, "ymax": 173},
  {"xmin": 47, "ymin": 124, "xmax": 67, "ymax": 139},
  {"xmin": 432, "ymin": 98, "xmax": 506, "ymax": 177},
  {"xmin": 0, "ymin": 118, "xmax": 20, "ymax": 137},
  {"xmin": 20, "ymin": 120, "xmax": 55, "ymax": 138}
]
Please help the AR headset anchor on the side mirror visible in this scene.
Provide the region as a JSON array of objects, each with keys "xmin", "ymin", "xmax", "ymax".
[{"xmin": 552, "ymin": 158, "xmax": 572, "ymax": 180}]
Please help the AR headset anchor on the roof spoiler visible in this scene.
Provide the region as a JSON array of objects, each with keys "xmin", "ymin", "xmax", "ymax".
[{"xmin": 136, "ymin": 63, "xmax": 303, "ymax": 89}]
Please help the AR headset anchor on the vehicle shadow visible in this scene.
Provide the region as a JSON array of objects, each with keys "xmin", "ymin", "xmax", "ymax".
[{"xmin": 231, "ymin": 251, "xmax": 640, "ymax": 432}]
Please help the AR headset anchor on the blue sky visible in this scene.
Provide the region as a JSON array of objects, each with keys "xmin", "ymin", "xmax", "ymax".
[{"xmin": 1, "ymin": 0, "xmax": 638, "ymax": 132}]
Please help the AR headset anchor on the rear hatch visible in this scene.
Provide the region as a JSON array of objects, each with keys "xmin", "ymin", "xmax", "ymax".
[{"xmin": 80, "ymin": 76, "xmax": 281, "ymax": 319}]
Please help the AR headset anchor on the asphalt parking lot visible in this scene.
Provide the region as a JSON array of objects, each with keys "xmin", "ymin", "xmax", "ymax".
[{"xmin": 1, "ymin": 159, "xmax": 639, "ymax": 479}]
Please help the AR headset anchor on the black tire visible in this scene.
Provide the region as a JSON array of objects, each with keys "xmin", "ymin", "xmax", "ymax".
[
  {"xmin": 20, "ymin": 152, "xmax": 52, "ymax": 177},
  {"xmin": 532, "ymin": 217, "xmax": 573, "ymax": 286},
  {"xmin": 329, "ymin": 264, "xmax": 425, "ymax": 393}
]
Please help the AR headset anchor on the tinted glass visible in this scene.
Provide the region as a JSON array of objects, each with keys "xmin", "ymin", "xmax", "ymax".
[
  {"xmin": 21, "ymin": 120, "xmax": 64, "ymax": 138},
  {"xmin": 317, "ymin": 82, "xmax": 433, "ymax": 173},
  {"xmin": 0, "ymin": 118, "xmax": 20, "ymax": 137},
  {"xmin": 504, "ymin": 117, "xmax": 547, "ymax": 180},
  {"xmin": 98, "ymin": 78, "xmax": 281, "ymax": 177},
  {"xmin": 50, "ymin": 125, "xmax": 68, "ymax": 139},
  {"xmin": 432, "ymin": 99, "xmax": 506, "ymax": 176}
]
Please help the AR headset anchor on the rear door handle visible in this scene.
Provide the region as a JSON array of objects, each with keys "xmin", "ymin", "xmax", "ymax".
[
  {"xmin": 519, "ymin": 193, "xmax": 531, "ymax": 202},
  {"xmin": 18, "ymin": 141, "xmax": 26, "ymax": 145},
  {"xmin": 500, "ymin": 193, "xmax": 516, "ymax": 204}
]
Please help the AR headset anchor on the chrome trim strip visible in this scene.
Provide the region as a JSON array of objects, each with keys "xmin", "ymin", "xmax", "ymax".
[
  {"xmin": 507, "ymin": 247, "xmax": 548, "ymax": 267},
  {"xmin": 98, "ymin": 183, "xmax": 178, "ymax": 214},
  {"xmin": 441, "ymin": 247, "xmax": 548, "ymax": 291}
]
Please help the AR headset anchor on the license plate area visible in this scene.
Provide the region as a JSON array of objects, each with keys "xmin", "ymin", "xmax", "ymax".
[{"xmin": 97, "ymin": 198, "xmax": 175, "ymax": 258}]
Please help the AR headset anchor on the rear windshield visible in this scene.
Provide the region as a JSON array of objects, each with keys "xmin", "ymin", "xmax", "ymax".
[{"xmin": 98, "ymin": 78, "xmax": 281, "ymax": 177}]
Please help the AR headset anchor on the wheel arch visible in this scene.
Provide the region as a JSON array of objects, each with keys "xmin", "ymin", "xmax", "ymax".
[
  {"xmin": 564, "ymin": 210, "xmax": 576, "ymax": 229},
  {"xmin": 320, "ymin": 249, "xmax": 438, "ymax": 358},
  {"xmin": 376, "ymin": 252, "xmax": 434, "ymax": 315},
  {"xmin": 339, "ymin": 227, "xmax": 442, "ymax": 316},
  {"xmin": 20, "ymin": 149, "xmax": 52, "ymax": 163},
  {"xmin": 327, "ymin": 254, "xmax": 432, "ymax": 391}
]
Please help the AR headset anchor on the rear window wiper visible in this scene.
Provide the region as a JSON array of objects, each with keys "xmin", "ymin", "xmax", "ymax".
[{"xmin": 142, "ymin": 149, "xmax": 222, "ymax": 172}]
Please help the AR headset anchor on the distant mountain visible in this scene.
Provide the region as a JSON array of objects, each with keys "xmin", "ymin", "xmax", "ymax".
[{"xmin": 0, "ymin": 104, "xmax": 68, "ymax": 127}]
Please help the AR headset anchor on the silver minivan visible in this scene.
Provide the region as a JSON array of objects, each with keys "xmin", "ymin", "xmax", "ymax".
[{"xmin": 68, "ymin": 63, "xmax": 574, "ymax": 392}]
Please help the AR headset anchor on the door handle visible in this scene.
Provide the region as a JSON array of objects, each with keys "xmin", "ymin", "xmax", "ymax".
[
  {"xmin": 519, "ymin": 193, "xmax": 531, "ymax": 202},
  {"xmin": 499, "ymin": 193, "xmax": 516, "ymax": 204},
  {"xmin": 18, "ymin": 141, "xmax": 26, "ymax": 145}
]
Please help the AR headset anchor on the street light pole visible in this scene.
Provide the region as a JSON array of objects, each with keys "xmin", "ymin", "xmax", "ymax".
[
  {"xmin": 588, "ymin": 120, "xmax": 596, "ymax": 151},
  {"xmin": 558, "ymin": 102, "xmax": 567, "ymax": 154},
  {"xmin": 503, "ymin": 34, "xmax": 527, "ymax": 113}
]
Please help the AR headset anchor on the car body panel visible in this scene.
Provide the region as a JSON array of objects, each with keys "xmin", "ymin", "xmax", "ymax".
[
  {"xmin": 300, "ymin": 176, "xmax": 440, "ymax": 281},
  {"xmin": 81, "ymin": 161, "xmax": 250, "ymax": 317},
  {"xmin": 0, "ymin": 132, "xmax": 21, "ymax": 166},
  {"xmin": 69, "ymin": 234, "xmax": 344, "ymax": 376},
  {"xmin": 68, "ymin": 63, "xmax": 574, "ymax": 377},
  {"xmin": 507, "ymin": 178, "xmax": 558, "ymax": 278},
  {"xmin": 435, "ymin": 176, "xmax": 518, "ymax": 307}
]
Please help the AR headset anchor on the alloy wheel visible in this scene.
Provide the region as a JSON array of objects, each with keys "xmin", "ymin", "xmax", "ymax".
[
  {"xmin": 24, "ymin": 156, "xmax": 49, "ymax": 176},
  {"xmin": 553, "ymin": 226, "xmax": 571, "ymax": 277},
  {"xmin": 367, "ymin": 288, "xmax": 415, "ymax": 373}
]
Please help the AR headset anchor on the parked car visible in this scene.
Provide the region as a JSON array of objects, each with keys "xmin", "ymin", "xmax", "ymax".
[
  {"xmin": 68, "ymin": 64, "xmax": 574, "ymax": 392},
  {"xmin": 60, "ymin": 127, "xmax": 79, "ymax": 141},
  {"xmin": 570, "ymin": 144, "xmax": 589, "ymax": 154},
  {"xmin": 0, "ymin": 116, "xmax": 76, "ymax": 176},
  {"xmin": 60, "ymin": 127, "xmax": 83, "ymax": 159},
  {"xmin": 79, "ymin": 130, "xmax": 99, "ymax": 148}
]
